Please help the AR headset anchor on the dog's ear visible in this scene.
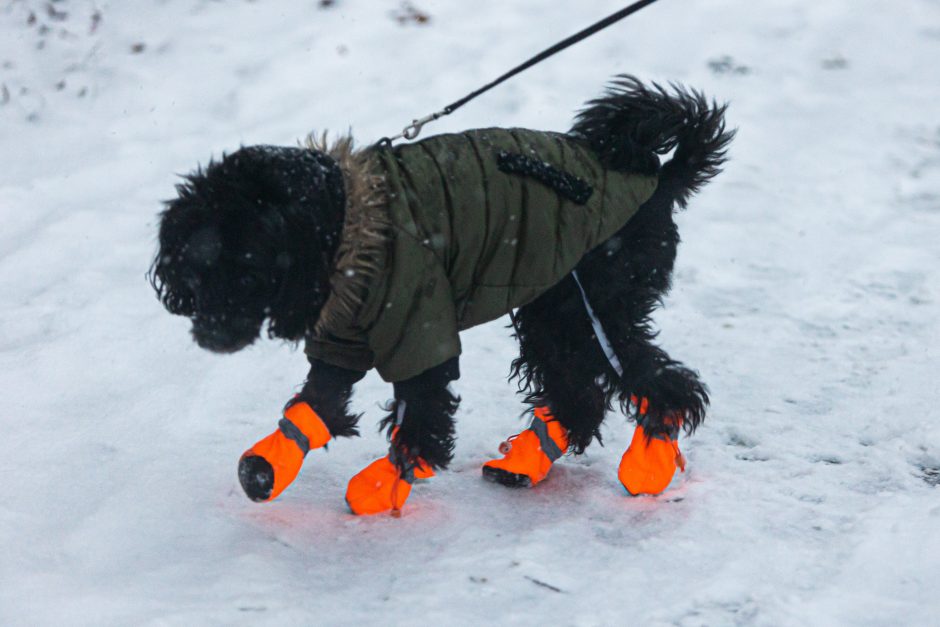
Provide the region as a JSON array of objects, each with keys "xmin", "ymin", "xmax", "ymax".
[{"xmin": 211, "ymin": 145, "xmax": 347, "ymax": 341}]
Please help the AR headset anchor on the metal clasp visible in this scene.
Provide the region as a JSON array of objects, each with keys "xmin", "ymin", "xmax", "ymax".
[{"xmin": 386, "ymin": 109, "xmax": 446, "ymax": 144}]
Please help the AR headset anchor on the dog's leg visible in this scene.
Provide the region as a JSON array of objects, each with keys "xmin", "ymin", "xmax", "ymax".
[
  {"xmin": 294, "ymin": 359, "xmax": 367, "ymax": 438},
  {"xmin": 512, "ymin": 276, "xmax": 614, "ymax": 450},
  {"xmin": 387, "ymin": 356, "xmax": 461, "ymax": 470},
  {"xmin": 237, "ymin": 359, "xmax": 365, "ymax": 502},
  {"xmin": 483, "ymin": 278, "xmax": 613, "ymax": 488},
  {"xmin": 577, "ymin": 198, "xmax": 709, "ymax": 439},
  {"xmin": 345, "ymin": 358, "xmax": 459, "ymax": 515},
  {"xmin": 576, "ymin": 200, "xmax": 707, "ymax": 496}
]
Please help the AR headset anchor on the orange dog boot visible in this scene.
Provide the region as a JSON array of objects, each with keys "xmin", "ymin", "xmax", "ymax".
[
  {"xmin": 238, "ymin": 401, "xmax": 331, "ymax": 502},
  {"xmin": 618, "ymin": 424, "xmax": 686, "ymax": 496},
  {"xmin": 482, "ymin": 406, "xmax": 569, "ymax": 487},
  {"xmin": 345, "ymin": 451, "xmax": 434, "ymax": 516}
]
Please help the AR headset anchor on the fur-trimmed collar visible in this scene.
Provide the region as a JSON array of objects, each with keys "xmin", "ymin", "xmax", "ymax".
[{"xmin": 304, "ymin": 133, "xmax": 391, "ymax": 336}]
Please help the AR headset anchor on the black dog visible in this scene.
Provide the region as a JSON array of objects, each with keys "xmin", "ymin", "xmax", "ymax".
[{"xmin": 150, "ymin": 76, "xmax": 732, "ymax": 512}]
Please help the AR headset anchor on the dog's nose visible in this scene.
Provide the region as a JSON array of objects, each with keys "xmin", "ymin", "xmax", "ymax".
[{"xmin": 191, "ymin": 321, "xmax": 253, "ymax": 353}]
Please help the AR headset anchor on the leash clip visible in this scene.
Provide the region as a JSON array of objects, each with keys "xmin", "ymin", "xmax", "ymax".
[{"xmin": 387, "ymin": 109, "xmax": 446, "ymax": 144}]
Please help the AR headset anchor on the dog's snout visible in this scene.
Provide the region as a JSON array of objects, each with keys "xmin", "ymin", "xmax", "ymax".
[{"xmin": 191, "ymin": 315, "xmax": 260, "ymax": 354}]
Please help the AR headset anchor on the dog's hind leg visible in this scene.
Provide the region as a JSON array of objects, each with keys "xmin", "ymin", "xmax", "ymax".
[
  {"xmin": 576, "ymin": 198, "xmax": 709, "ymax": 439},
  {"xmin": 575, "ymin": 201, "xmax": 708, "ymax": 496},
  {"xmin": 483, "ymin": 277, "xmax": 615, "ymax": 488}
]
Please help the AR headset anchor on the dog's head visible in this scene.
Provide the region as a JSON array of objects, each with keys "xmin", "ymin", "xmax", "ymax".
[{"xmin": 149, "ymin": 145, "xmax": 346, "ymax": 352}]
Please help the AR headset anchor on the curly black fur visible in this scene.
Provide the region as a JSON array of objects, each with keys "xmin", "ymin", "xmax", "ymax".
[
  {"xmin": 509, "ymin": 276, "xmax": 616, "ymax": 454},
  {"xmin": 148, "ymin": 145, "xmax": 345, "ymax": 352},
  {"xmin": 291, "ymin": 359, "xmax": 366, "ymax": 439},
  {"xmin": 379, "ymin": 358, "xmax": 461, "ymax": 470},
  {"xmin": 380, "ymin": 394, "xmax": 460, "ymax": 471},
  {"xmin": 577, "ymin": 183, "xmax": 710, "ymax": 438},
  {"xmin": 570, "ymin": 74, "xmax": 735, "ymax": 207},
  {"xmin": 511, "ymin": 74, "xmax": 731, "ymax": 445}
]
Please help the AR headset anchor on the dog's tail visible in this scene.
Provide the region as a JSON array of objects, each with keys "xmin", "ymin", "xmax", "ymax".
[{"xmin": 570, "ymin": 74, "xmax": 734, "ymax": 208}]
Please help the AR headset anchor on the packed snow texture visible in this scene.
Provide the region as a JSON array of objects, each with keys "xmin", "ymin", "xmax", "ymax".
[{"xmin": 2, "ymin": 1, "xmax": 939, "ymax": 625}]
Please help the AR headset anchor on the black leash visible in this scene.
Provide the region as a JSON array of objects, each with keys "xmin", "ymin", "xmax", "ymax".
[{"xmin": 381, "ymin": 0, "xmax": 663, "ymax": 145}]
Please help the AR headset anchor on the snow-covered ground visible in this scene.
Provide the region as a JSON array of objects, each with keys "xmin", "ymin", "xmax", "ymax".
[{"xmin": 2, "ymin": 0, "xmax": 939, "ymax": 624}]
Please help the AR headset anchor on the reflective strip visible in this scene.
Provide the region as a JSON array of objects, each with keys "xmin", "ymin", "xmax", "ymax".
[
  {"xmin": 387, "ymin": 401, "xmax": 415, "ymax": 482},
  {"xmin": 278, "ymin": 417, "xmax": 310, "ymax": 456},
  {"xmin": 572, "ymin": 270, "xmax": 623, "ymax": 377},
  {"xmin": 283, "ymin": 402, "xmax": 331, "ymax": 449},
  {"xmin": 637, "ymin": 414, "xmax": 681, "ymax": 440},
  {"xmin": 387, "ymin": 401, "xmax": 435, "ymax": 483},
  {"xmin": 529, "ymin": 415, "xmax": 564, "ymax": 462},
  {"xmin": 387, "ymin": 446, "xmax": 415, "ymax": 484}
]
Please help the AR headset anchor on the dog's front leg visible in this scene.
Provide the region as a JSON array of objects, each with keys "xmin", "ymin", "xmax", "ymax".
[
  {"xmin": 237, "ymin": 359, "xmax": 365, "ymax": 502},
  {"xmin": 345, "ymin": 357, "xmax": 460, "ymax": 516}
]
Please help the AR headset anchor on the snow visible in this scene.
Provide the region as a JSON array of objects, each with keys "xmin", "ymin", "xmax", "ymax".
[{"xmin": 2, "ymin": 0, "xmax": 940, "ymax": 624}]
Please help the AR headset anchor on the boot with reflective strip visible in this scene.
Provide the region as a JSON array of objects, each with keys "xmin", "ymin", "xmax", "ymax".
[
  {"xmin": 345, "ymin": 442, "xmax": 434, "ymax": 516},
  {"xmin": 238, "ymin": 402, "xmax": 331, "ymax": 502},
  {"xmin": 482, "ymin": 406, "xmax": 569, "ymax": 487},
  {"xmin": 618, "ymin": 396, "xmax": 686, "ymax": 496}
]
